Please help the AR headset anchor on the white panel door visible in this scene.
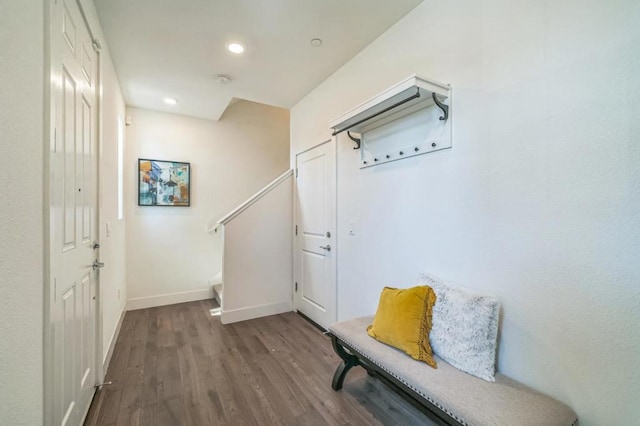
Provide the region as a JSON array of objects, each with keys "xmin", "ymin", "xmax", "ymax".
[
  {"xmin": 294, "ymin": 140, "xmax": 337, "ymax": 328},
  {"xmin": 49, "ymin": 0, "xmax": 99, "ymax": 424}
]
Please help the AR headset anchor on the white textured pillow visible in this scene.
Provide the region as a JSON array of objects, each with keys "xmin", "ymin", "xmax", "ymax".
[{"xmin": 417, "ymin": 273, "xmax": 500, "ymax": 382}]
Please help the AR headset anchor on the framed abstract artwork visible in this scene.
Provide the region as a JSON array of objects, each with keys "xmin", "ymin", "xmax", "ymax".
[{"xmin": 138, "ymin": 158, "xmax": 191, "ymax": 206}]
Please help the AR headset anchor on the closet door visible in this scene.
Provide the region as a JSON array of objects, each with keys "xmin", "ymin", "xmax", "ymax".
[{"xmin": 294, "ymin": 139, "xmax": 337, "ymax": 328}]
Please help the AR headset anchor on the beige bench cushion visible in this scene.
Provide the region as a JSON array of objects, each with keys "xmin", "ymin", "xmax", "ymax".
[{"xmin": 330, "ymin": 316, "xmax": 578, "ymax": 426}]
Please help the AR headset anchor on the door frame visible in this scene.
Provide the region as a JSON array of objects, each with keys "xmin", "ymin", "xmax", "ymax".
[
  {"xmin": 292, "ymin": 138, "xmax": 338, "ymax": 328},
  {"xmin": 43, "ymin": 0, "xmax": 104, "ymax": 423}
]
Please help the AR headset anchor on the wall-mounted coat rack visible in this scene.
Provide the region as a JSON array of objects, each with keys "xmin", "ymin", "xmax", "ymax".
[{"xmin": 329, "ymin": 75, "xmax": 452, "ymax": 168}]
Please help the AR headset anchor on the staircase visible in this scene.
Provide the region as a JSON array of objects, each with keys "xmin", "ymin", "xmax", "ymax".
[{"xmin": 211, "ymin": 169, "xmax": 294, "ymax": 324}]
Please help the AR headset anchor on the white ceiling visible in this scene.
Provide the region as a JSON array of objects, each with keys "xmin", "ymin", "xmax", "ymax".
[{"xmin": 94, "ymin": 0, "xmax": 423, "ymax": 120}]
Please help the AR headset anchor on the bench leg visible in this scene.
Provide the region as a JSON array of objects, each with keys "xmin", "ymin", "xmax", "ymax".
[{"xmin": 330, "ymin": 335, "xmax": 359, "ymax": 391}]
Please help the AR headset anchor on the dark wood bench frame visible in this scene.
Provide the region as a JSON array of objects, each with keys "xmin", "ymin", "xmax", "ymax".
[{"xmin": 330, "ymin": 333, "xmax": 464, "ymax": 426}]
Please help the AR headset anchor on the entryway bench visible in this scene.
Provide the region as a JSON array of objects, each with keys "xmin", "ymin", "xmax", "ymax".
[{"xmin": 329, "ymin": 316, "xmax": 578, "ymax": 426}]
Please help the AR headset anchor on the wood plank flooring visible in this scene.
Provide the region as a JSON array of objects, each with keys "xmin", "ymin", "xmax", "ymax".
[{"xmin": 85, "ymin": 300, "xmax": 435, "ymax": 425}]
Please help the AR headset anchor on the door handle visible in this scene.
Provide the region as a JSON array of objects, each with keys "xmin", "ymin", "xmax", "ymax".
[
  {"xmin": 93, "ymin": 260, "xmax": 105, "ymax": 270},
  {"xmin": 319, "ymin": 245, "xmax": 331, "ymax": 252}
]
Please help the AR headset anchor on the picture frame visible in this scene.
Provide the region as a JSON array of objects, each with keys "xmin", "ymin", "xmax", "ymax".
[{"xmin": 138, "ymin": 158, "xmax": 191, "ymax": 207}]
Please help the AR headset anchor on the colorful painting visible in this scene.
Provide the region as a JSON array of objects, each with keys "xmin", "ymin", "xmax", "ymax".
[{"xmin": 138, "ymin": 159, "xmax": 190, "ymax": 206}]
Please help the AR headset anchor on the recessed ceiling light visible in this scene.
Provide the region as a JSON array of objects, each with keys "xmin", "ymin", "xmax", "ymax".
[
  {"xmin": 213, "ymin": 74, "xmax": 231, "ymax": 84},
  {"xmin": 163, "ymin": 97, "xmax": 178, "ymax": 105},
  {"xmin": 227, "ymin": 42, "xmax": 245, "ymax": 54},
  {"xmin": 310, "ymin": 38, "xmax": 323, "ymax": 47}
]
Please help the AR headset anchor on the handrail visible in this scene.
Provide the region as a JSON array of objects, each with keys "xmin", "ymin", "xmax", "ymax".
[{"xmin": 216, "ymin": 169, "xmax": 293, "ymax": 226}]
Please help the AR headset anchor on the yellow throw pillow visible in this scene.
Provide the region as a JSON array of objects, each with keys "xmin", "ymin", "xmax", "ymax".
[{"xmin": 367, "ymin": 286, "xmax": 437, "ymax": 368}]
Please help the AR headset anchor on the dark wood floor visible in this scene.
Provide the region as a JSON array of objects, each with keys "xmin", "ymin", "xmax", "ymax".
[{"xmin": 85, "ymin": 300, "xmax": 434, "ymax": 425}]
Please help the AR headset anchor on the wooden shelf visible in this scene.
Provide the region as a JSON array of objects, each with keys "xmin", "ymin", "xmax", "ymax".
[{"xmin": 329, "ymin": 75, "xmax": 450, "ymax": 136}]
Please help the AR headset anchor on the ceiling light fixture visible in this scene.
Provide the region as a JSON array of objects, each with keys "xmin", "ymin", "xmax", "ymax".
[
  {"xmin": 226, "ymin": 42, "xmax": 245, "ymax": 54},
  {"xmin": 310, "ymin": 38, "xmax": 323, "ymax": 47},
  {"xmin": 163, "ymin": 97, "xmax": 178, "ymax": 105},
  {"xmin": 213, "ymin": 74, "xmax": 231, "ymax": 84}
]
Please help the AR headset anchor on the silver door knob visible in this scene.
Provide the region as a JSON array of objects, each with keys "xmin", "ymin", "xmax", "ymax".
[
  {"xmin": 93, "ymin": 260, "xmax": 105, "ymax": 270},
  {"xmin": 319, "ymin": 245, "xmax": 331, "ymax": 252}
]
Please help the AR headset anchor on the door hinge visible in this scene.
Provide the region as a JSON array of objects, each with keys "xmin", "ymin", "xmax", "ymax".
[
  {"xmin": 295, "ymin": 225, "xmax": 298, "ymax": 235},
  {"xmin": 295, "ymin": 168, "xmax": 298, "ymax": 178},
  {"xmin": 295, "ymin": 282, "xmax": 298, "ymax": 292},
  {"xmin": 53, "ymin": 128, "xmax": 57, "ymax": 152}
]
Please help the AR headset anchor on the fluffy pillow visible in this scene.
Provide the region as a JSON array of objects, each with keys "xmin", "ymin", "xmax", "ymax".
[
  {"xmin": 417, "ymin": 273, "xmax": 500, "ymax": 381},
  {"xmin": 367, "ymin": 286, "xmax": 437, "ymax": 368}
]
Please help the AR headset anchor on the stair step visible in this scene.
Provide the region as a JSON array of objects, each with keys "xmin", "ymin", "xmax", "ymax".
[{"xmin": 212, "ymin": 283, "xmax": 223, "ymax": 306}]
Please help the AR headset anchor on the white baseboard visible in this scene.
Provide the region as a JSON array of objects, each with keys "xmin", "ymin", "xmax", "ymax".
[
  {"xmin": 126, "ymin": 288, "xmax": 213, "ymax": 311},
  {"xmin": 221, "ymin": 300, "xmax": 292, "ymax": 324},
  {"xmin": 103, "ymin": 306, "xmax": 126, "ymax": 375}
]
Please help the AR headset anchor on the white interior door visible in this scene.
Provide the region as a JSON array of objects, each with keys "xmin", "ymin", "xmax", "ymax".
[
  {"xmin": 294, "ymin": 139, "xmax": 337, "ymax": 328},
  {"xmin": 49, "ymin": 0, "xmax": 99, "ymax": 424}
]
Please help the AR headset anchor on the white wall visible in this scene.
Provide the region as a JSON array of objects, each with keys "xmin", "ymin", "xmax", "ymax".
[
  {"xmin": 291, "ymin": 1, "xmax": 640, "ymax": 424},
  {"xmin": 98, "ymin": 47, "xmax": 128, "ymax": 366},
  {"xmin": 0, "ymin": 2, "xmax": 44, "ymax": 424},
  {"xmin": 221, "ymin": 174, "xmax": 293, "ymax": 324},
  {"xmin": 125, "ymin": 102, "xmax": 289, "ymax": 308}
]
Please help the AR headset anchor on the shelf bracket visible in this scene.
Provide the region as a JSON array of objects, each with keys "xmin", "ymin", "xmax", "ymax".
[
  {"xmin": 347, "ymin": 131, "xmax": 361, "ymax": 150},
  {"xmin": 432, "ymin": 92, "xmax": 449, "ymax": 121}
]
